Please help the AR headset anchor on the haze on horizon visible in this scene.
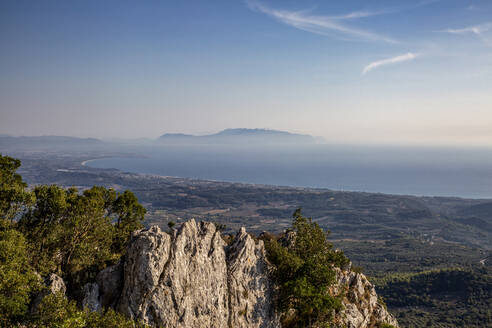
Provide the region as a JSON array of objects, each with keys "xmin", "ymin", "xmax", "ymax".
[{"xmin": 1, "ymin": 0, "xmax": 492, "ymax": 146}]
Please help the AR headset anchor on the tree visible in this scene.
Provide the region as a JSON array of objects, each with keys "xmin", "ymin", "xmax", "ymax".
[
  {"xmin": 0, "ymin": 156, "xmax": 149, "ymax": 325},
  {"xmin": 112, "ymin": 190, "xmax": 146, "ymax": 254},
  {"xmin": 0, "ymin": 154, "xmax": 32, "ymax": 227},
  {"xmin": 264, "ymin": 209, "xmax": 349, "ymax": 328},
  {"xmin": 18, "ymin": 182, "xmax": 146, "ymax": 287},
  {"xmin": 19, "ymin": 185, "xmax": 68, "ymax": 275},
  {"xmin": 61, "ymin": 187, "xmax": 114, "ymax": 286},
  {"xmin": 0, "ymin": 229, "xmax": 40, "ymax": 326}
]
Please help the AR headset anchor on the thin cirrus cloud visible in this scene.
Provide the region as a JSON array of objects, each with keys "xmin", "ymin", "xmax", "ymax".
[
  {"xmin": 440, "ymin": 22, "xmax": 492, "ymax": 35},
  {"xmin": 330, "ymin": 0, "xmax": 440, "ymax": 20},
  {"xmin": 246, "ymin": 0, "xmax": 439, "ymax": 44},
  {"xmin": 439, "ymin": 22, "xmax": 492, "ymax": 46},
  {"xmin": 329, "ymin": 9, "xmax": 391, "ymax": 20},
  {"xmin": 362, "ymin": 53, "xmax": 419, "ymax": 75},
  {"xmin": 246, "ymin": 0, "xmax": 398, "ymax": 44}
]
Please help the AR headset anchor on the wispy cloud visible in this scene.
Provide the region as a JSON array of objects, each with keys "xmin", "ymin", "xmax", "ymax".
[
  {"xmin": 246, "ymin": 0, "xmax": 398, "ymax": 44},
  {"xmin": 331, "ymin": 0, "xmax": 440, "ymax": 20},
  {"xmin": 330, "ymin": 10, "xmax": 389, "ymax": 20},
  {"xmin": 362, "ymin": 53, "xmax": 419, "ymax": 75},
  {"xmin": 439, "ymin": 22, "xmax": 492, "ymax": 46},
  {"xmin": 441, "ymin": 23, "xmax": 492, "ymax": 35}
]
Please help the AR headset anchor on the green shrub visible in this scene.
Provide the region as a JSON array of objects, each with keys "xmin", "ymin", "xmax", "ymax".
[
  {"xmin": 379, "ymin": 324, "xmax": 397, "ymax": 328},
  {"xmin": 0, "ymin": 229, "xmax": 40, "ymax": 327},
  {"xmin": 264, "ymin": 209, "xmax": 349, "ymax": 328},
  {"xmin": 36, "ymin": 293, "xmax": 148, "ymax": 328},
  {"xmin": 18, "ymin": 184, "xmax": 145, "ymax": 288},
  {"xmin": 0, "ymin": 154, "xmax": 33, "ymax": 224},
  {"xmin": 0, "ymin": 155, "xmax": 148, "ymax": 326}
]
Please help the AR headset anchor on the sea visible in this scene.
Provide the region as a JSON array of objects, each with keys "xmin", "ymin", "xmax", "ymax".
[{"xmin": 87, "ymin": 144, "xmax": 492, "ymax": 199}]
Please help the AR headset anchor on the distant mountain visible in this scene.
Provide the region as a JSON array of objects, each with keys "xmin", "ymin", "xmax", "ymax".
[
  {"xmin": 158, "ymin": 128, "xmax": 322, "ymax": 145},
  {"xmin": 0, "ymin": 135, "xmax": 103, "ymax": 149},
  {"xmin": 158, "ymin": 133, "xmax": 196, "ymax": 140}
]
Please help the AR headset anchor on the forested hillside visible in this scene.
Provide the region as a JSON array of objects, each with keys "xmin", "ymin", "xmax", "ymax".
[
  {"xmin": 0, "ymin": 154, "xmax": 147, "ymax": 327},
  {"xmin": 375, "ymin": 267, "xmax": 492, "ymax": 327}
]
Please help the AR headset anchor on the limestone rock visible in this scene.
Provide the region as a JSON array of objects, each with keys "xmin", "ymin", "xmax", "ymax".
[
  {"xmin": 82, "ymin": 282, "xmax": 101, "ymax": 312},
  {"xmin": 278, "ymin": 230, "xmax": 296, "ymax": 249},
  {"xmin": 331, "ymin": 268, "xmax": 399, "ymax": 328},
  {"xmin": 30, "ymin": 273, "xmax": 66, "ymax": 314},
  {"xmin": 117, "ymin": 225, "xmax": 172, "ymax": 321},
  {"xmin": 117, "ymin": 220, "xmax": 229, "ymax": 327},
  {"xmin": 227, "ymin": 227, "xmax": 280, "ymax": 328},
  {"xmin": 46, "ymin": 273, "xmax": 66, "ymax": 295},
  {"xmin": 96, "ymin": 260, "xmax": 123, "ymax": 308},
  {"xmin": 89, "ymin": 220, "xmax": 397, "ymax": 328}
]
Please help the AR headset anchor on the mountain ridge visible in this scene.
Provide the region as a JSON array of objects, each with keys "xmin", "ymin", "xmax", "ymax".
[
  {"xmin": 158, "ymin": 128, "xmax": 324, "ymax": 144},
  {"xmin": 0, "ymin": 135, "xmax": 102, "ymax": 145}
]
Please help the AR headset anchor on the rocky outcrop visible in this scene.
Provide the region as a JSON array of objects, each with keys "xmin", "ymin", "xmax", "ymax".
[
  {"xmin": 227, "ymin": 227, "xmax": 279, "ymax": 328},
  {"xmin": 81, "ymin": 260, "xmax": 123, "ymax": 312},
  {"xmin": 31, "ymin": 273, "xmax": 66, "ymax": 314},
  {"xmin": 96, "ymin": 260, "xmax": 123, "ymax": 309},
  {"xmin": 88, "ymin": 221, "xmax": 279, "ymax": 327},
  {"xmin": 331, "ymin": 268, "xmax": 399, "ymax": 328},
  {"xmin": 117, "ymin": 225, "xmax": 173, "ymax": 323},
  {"xmin": 82, "ymin": 282, "xmax": 100, "ymax": 312},
  {"xmin": 85, "ymin": 220, "xmax": 397, "ymax": 328},
  {"xmin": 120, "ymin": 221, "xmax": 231, "ymax": 327}
]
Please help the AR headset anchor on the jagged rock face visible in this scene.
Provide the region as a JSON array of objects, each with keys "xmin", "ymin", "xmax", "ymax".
[
  {"xmin": 227, "ymin": 227, "xmax": 279, "ymax": 328},
  {"xmin": 85, "ymin": 220, "xmax": 397, "ymax": 328},
  {"xmin": 117, "ymin": 225, "xmax": 172, "ymax": 322},
  {"xmin": 113, "ymin": 221, "xmax": 280, "ymax": 328},
  {"xmin": 331, "ymin": 268, "xmax": 399, "ymax": 328},
  {"xmin": 128, "ymin": 221, "xmax": 228, "ymax": 327}
]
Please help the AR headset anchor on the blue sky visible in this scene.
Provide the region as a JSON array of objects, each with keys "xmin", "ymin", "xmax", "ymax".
[{"xmin": 1, "ymin": 0, "xmax": 492, "ymax": 145}]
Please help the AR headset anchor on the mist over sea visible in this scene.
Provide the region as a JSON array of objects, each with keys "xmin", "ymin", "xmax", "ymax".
[{"xmin": 88, "ymin": 144, "xmax": 492, "ymax": 199}]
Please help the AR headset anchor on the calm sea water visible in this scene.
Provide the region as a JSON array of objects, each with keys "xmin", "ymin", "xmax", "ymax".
[{"xmin": 88, "ymin": 144, "xmax": 492, "ymax": 199}]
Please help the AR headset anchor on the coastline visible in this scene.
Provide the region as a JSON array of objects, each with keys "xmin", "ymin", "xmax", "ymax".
[
  {"xmin": 81, "ymin": 158, "xmax": 98, "ymax": 166},
  {"xmin": 78, "ymin": 156, "xmax": 336, "ymax": 192},
  {"xmin": 77, "ymin": 155, "xmax": 492, "ymax": 200}
]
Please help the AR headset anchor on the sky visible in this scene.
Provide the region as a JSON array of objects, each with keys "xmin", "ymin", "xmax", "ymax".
[{"xmin": 1, "ymin": 0, "xmax": 492, "ymax": 145}]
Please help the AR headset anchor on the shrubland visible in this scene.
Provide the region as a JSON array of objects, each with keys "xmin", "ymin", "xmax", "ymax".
[{"xmin": 261, "ymin": 209, "xmax": 350, "ymax": 328}]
